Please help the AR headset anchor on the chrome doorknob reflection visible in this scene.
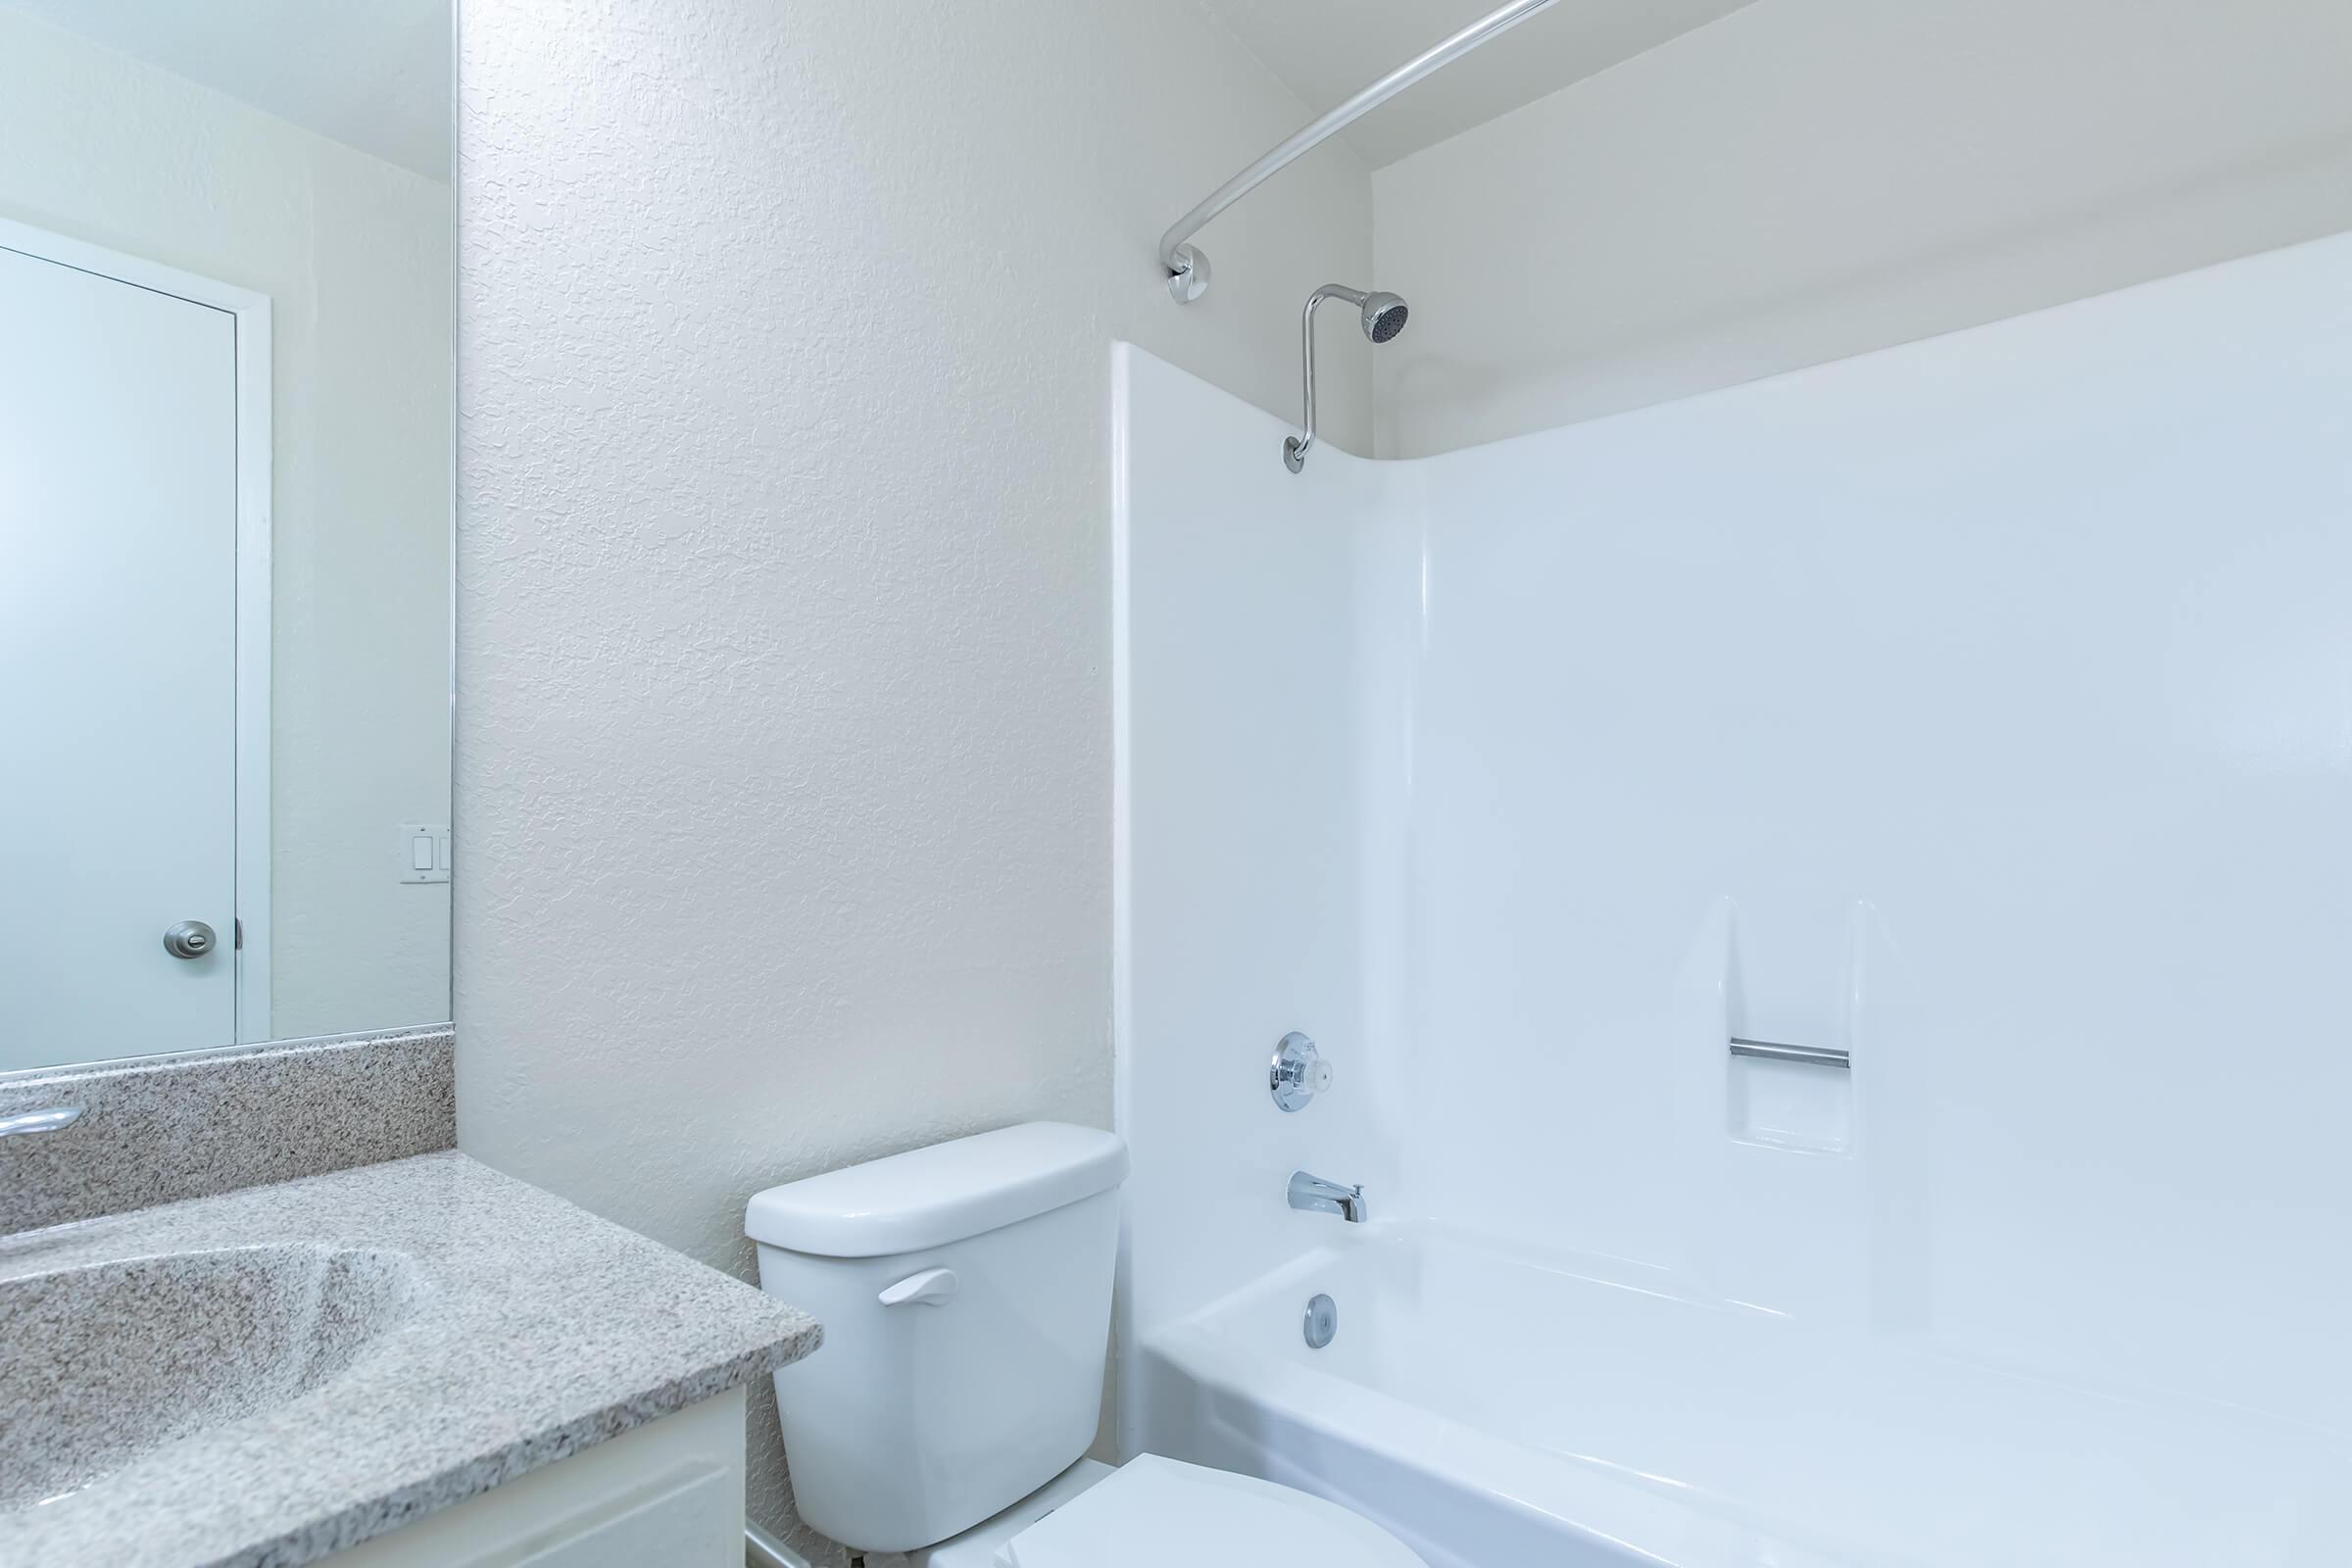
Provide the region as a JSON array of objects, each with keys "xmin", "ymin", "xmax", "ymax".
[{"xmin": 162, "ymin": 920, "xmax": 218, "ymax": 959}]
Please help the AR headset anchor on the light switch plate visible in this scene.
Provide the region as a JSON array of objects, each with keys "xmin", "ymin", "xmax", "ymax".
[{"xmin": 400, "ymin": 822, "xmax": 451, "ymax": 884}]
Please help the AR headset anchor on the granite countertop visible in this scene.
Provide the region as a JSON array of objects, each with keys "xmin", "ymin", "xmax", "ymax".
[{"xmin": 0, "ymin": 1150, "xmax": 821, "ymax": 1568}]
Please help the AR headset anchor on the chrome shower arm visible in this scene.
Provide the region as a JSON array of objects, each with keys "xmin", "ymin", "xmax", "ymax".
[
  {"xmin": 1285, "ymin": 284, "xmax": 1365, "ymax": 473},
  {"xmin": 1158, "ymin": 0, "xmax": 1560, "ymax": 302}
]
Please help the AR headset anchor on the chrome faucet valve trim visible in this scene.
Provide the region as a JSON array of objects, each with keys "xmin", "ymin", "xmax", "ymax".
[{"xmin": 1270, "ymin": 1031, "xmax": 1334, "ymax": 1111}]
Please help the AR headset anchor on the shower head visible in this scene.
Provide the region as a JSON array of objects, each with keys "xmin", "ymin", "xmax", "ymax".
[
  {"xmin": 1287, "ymin": 282, "xmax": 1413, "ymax": 472},
  {"xmin": 1360, "ymin": 291, "xmax": 1409, "ymax": 343}
]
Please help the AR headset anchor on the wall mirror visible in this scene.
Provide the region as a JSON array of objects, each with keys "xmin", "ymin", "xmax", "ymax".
[{"xmin": 0, "ymin": 1, "xmax": 454, "ymax": 1074}]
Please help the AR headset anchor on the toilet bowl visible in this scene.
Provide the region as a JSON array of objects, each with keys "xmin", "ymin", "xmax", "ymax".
[
  {"xmin": 744, "ymin": 1122, "xmax": 1421, "ymax": 1564},
  {"xmin": 912, "ymin": 1454, "xmax": 1422, "ymax": 1567}
]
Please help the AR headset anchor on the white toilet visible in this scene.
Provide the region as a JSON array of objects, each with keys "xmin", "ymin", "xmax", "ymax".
[{"xmin": 745, "ymin": 1122, "xmax": 1423, "ymax": 1566}]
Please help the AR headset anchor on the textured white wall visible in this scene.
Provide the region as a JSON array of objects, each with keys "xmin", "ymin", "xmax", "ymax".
[
  {"xmin": 1372, "ymin": 0, "xmax": 2352, "ymax": 456},
  {"xmin": 0, "ymin": 9, "xmax": 453, "ymax": 1043},
  {"xmin": 453, "ymin": 2, "xmax": 1372, "ymax": 1557}
]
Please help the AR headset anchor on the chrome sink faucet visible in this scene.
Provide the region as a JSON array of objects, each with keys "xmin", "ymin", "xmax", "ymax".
[
  {"xmin": 1288, "ymin": 1169, "xmax": 1367, "ymax": 1224},
  {"xmin": 0, "ymin": 1106, "xmax": 82, "ymax": 1142},
  {"xmin": 4, "ymin": 1107, "xmax": 86, "ymax": 1222}
]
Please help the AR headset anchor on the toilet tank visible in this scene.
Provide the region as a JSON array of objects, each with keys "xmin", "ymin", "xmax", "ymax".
[{"xmin": 745, "ymin": 1122, "xmax": 1129, "ymax": 1553}]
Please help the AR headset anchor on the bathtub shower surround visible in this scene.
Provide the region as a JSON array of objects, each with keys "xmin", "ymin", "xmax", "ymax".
[{"xmin": 1113, "ymin": 229, "xmax": 2352, "ymax": 1566}]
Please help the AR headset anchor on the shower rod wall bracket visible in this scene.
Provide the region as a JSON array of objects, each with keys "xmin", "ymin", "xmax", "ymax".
[
  {"xmin": 1157, "ymin": 0, "xmax": 1560, "ymax": 303},
  {"xmin": 1167, "ymin": 243, "xmax": 1210, "ymax": 304}
]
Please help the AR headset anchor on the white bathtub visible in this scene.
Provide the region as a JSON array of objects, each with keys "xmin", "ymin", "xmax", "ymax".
[{"xmin": 1135, "ymin": 1226, "xmax": 2347, "ymax": 1568}]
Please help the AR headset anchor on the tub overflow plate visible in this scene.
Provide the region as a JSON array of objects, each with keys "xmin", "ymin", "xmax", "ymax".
[{"xmin": 1302, "ymin": 1293, "xmax": 1338, "ymax": 1349}]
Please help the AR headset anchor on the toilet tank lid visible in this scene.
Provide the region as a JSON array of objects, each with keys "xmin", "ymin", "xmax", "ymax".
[{"xmin": 745, "ymin": 1122, "xmax": 1129, "ymax": 1257}]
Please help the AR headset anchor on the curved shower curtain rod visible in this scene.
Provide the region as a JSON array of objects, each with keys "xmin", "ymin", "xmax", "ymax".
[{"xmin": 1158, "ymin": 0, "xmax": 1561, "ymax": 304}]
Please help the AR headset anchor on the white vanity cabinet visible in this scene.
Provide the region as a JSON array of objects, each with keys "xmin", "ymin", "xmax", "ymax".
[{"xmin": 325, "ymin": 1390, "xmax": 748, "ymax": 1568}]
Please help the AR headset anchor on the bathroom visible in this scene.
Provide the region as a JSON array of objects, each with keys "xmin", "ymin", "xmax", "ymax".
[{"xmin": 2, "ymin": 0, "xmax": 2348, "ymax": 1562}]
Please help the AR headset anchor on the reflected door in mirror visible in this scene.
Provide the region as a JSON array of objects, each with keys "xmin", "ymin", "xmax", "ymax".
[
  {"xmin": 1, "ymin": 1, "xmax": 452, "ymax": 1073},
  {"xmin": 2, "ymin": 242, "xmax": 247, "ymax": 1067}
]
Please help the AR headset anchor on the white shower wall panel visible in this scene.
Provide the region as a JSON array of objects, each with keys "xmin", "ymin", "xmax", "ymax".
[
  {"xmin": 1401, "ymin": 231, "xmax": 2352, "ymax": 1428},
  {"xmin": 1112, "ymin": 345, "xmax": 1410, "ymax": 1421}
]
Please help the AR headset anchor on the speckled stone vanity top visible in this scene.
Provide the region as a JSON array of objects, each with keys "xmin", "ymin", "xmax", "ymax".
[{"xmin": 0, "ymin": 1150, "xmax": 821, "ymax": 1568}]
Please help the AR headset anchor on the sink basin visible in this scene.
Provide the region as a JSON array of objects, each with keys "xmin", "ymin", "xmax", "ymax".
[{"xmin": 0, "ymin": 1244, "xmax": 428, "ymax": 1509}]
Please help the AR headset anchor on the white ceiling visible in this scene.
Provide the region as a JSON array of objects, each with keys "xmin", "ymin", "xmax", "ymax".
[
  {"xmin": 3, "ymin": 0, "xmax": 451, "ymax": 180},
  {"xmin": 1196, "ymin": 0, "xmax": 1756, "ymax": 169}
]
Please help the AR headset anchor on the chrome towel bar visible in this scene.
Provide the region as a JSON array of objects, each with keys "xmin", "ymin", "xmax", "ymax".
[{"xmin": 1729, "ymin": 1038, "xmax": 1850, "ymax": 1069}]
